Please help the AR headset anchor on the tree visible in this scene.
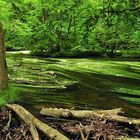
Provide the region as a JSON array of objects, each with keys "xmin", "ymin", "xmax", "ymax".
[
  {"xmin": 1, "ymin": 0, "xmax": 140, "ymax": 57},
  {"xmin": 0, "ymin": 23, "xmax": 8, "ymax": 91}
]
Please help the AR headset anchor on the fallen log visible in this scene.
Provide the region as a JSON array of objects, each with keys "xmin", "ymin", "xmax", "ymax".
[
  {"xmin": 40, "ymin": 107, "xmax": 122, "ymax": 118},
  {"xmin": 6, "ymin": 104, "xmax": 69, "ymax": 140},
  {"xmin": 40, "ymin": 108, "xmax": 140, "ymax": 125}
]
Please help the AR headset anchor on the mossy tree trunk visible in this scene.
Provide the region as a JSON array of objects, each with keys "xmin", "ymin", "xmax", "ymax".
[{"xmin": 0, "ymin": 23, "xmax": 8, "ymax": 91}]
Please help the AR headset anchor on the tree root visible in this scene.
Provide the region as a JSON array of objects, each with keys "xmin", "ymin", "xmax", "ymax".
[
  {"xmin": 6, "ymin": 104, "xmax": 69, "ymax": 140},
  {"xmin": 106, "ymin": 114, "xmax": 140, "ymax": 125},
  {"xmin": 40, "ymin": 107, "xmax": 140, "ymax": 125},
  {"xmin": 5, "ymin": 105, "xmax": 140, "ymax": 140},
  {"xmin": 5, "ymin": 110, "xmax": 12, "ymax": 129},
  {"xmin": 40, "ymin": 107, "xmax": 122, "ymax": 118}
]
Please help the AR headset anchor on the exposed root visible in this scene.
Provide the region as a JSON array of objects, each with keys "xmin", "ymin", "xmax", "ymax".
[
  {"xmin": 40, "ymin": 107, "xmax": 122, "ymax": 118},
  {"xmin": 40, "ymin": 107, "xmax": 140, "ymax": 125},
  {"xmin": 6, "ymin": 104, "xmax": 69, "ymax": 140},
  {"xmin": 0, "ymin": 105, "xmax": 139, "ymax": 140},
  {"xmin": 5, "ymin": 110, "xmax": 12, "ymax": 129}
]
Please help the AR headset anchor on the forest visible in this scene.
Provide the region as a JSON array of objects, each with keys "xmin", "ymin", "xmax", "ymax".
[
  {"xmin": 1, "ymin": 0, "xmax": 140, "ymax": 57},
  {"xmin": 0, "ymin": 0, "xmax": 140, "ymax": 140}
]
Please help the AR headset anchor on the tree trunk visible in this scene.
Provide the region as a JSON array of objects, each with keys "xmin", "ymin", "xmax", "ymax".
[{"xmin": 0, "ymin": 23, "xmax": 8, "ymax": 91}]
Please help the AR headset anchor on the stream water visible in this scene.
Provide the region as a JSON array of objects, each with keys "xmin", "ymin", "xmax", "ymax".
[{"xmin": 7, "ymin": 52, "xmax": 140, "ymax": 118}]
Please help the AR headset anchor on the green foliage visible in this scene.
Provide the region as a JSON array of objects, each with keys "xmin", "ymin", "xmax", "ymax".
[{"xmin": 0, "ymin": 0, "xmax": 139, "ymax": 57}]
